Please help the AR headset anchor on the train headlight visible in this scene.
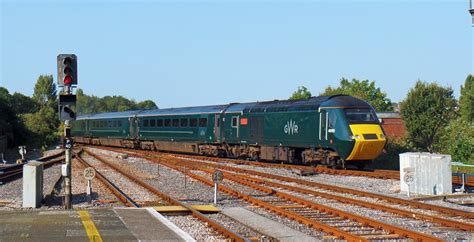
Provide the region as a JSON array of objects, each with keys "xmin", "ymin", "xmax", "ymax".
[
  {"xmin": 380, "ymin": 134, "xmax": 385, "ymax": 139},
  {"xmin": 351, "ymin": 135, "xmax": 361, "ymax": 140}
]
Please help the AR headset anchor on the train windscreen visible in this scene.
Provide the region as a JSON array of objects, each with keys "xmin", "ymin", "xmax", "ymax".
[{"xmin": 344, "ymin": 108, "xmax": 378, "ymax": 124}]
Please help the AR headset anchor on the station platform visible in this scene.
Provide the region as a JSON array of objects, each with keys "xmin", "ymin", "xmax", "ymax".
[
  {"xmin": 0, "ymin": 208, "xmax": 195, "ymax": 242},
  {"xmin": 223, "ymin": 207, "xmax": 315, "ymax": 242}
]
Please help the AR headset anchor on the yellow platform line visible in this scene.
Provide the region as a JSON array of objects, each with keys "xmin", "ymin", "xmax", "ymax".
[{"xmin": 78, "ymin": 210, "xmax": 103, "ymax": 242}]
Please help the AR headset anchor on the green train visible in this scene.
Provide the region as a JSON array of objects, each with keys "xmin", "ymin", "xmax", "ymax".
[{"xmin": 72, "ymin": 95, "xmax": 386, "ymax": 168}]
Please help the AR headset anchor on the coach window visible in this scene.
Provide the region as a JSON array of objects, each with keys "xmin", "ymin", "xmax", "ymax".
[
  {"xmin": 144, "ymin": 119, "xmax": 149, "ymax": 127},
  {"xmin": 172, "ymin": 119, "xmax": 179, "ymax": 127},
  {"xmin": 190, "ymin": 118, "xmax": 197, "ymax": 127},
  {"xmin": 199, "ymin": 118, "xmax": 207, "ymax": 127},
  {"xmin": 118, "ymin": 121, "xmax": 122, "ymax": 127},
  {"xmin": 180, "ymin": 118, "xmax": 188, "ymax": 127},
  {"xmin": 157, "ymin": 119, "xmax": 163, "ymax": 127},
  {"xmin": 164, "ymin": 119, "xmax": 171, "ymax": 127},
  {"xmin": 231, "ymin": 117, "xmax": 238, "ymax": 128},
  {"xmin": 150, "ymin": 119, "xmax": 156, "ymax": 127}
]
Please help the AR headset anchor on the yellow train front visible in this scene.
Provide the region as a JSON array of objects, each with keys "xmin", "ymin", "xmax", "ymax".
[{"xmin": 313, "ymin": 95, "xmax": 387, "ymax": 169}]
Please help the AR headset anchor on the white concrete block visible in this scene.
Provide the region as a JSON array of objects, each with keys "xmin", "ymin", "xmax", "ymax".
[
  {"xmin": 399, "ymin": 153, "xmax": 452, "ymax": 196},
  {"xmin": 22, "ymin": 161, "xmax": 43, "ymax": 208}
]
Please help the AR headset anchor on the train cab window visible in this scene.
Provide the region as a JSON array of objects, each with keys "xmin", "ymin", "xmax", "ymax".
[
  {"xmin": 180, "ymin": 118, "xmax": 188, "ymax": 127},
  {"xmin": 199, "ymin": 118, "xmax": 207, "ymax": 127},
  {"xmin": 157, "ymin": 119, "xmax": 163, "ymax": 127},
  {"xmin": 144, "ymin": 119, "xmax": 149, "ymax": 127},
  {"xmin": 164, "ymin": 119, "xmax": 171, "ymax": 127},
  {"xmin": 328, "ymin": 111, "xmax": 337, "ymax": 129},
  {"xmin": 344, "ymin": 109, "xmax": 377, "ymax": 124},
  {"xmin": 172, "ymin": 119, "xmax": 179, "ymax": 127},
  {"xmin": 190, "ymin": 118, "xmax": 197, "ymax": 127},
  {"xmin": 150, "ymin": 119, "xmax": 156, "ymax": 127},
  {"xmin": 231, "ymin": 117, "xmax": 238, "ymax": 128}
]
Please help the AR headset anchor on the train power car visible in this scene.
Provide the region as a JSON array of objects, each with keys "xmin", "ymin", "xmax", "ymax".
[{"xmin": 72, "ymin": 95, "xmax": 386, "ymax": 168}]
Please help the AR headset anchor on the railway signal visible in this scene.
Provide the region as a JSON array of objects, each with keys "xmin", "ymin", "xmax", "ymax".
[
  {"xmin": 57, "ymin": 53, "xmax": 78, "ymax": 210},
  {"xmin": 57, "ymin": 54, "xmax": 77, "ymax": 86}
]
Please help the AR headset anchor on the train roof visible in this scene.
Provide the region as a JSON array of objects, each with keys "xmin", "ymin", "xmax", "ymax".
[
  {"xmin": 137, "ymin": 105, "xmax": 229, "ymax": 117},
  {"xmin": 76, "ymin": 95, "xmax": 373, "ymax": 120},
  {"xmin": 76, "ymin": 110, "xmax": 141, "ymax": 120}
]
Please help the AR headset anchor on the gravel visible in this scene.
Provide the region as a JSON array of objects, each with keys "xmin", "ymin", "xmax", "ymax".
[
  {"xmin": 165, "ymin": 215, "xmax": 227, "ymax": 241},
  {"xmin": 0, "ymin": 164, "xmax": 62, "ymax": 209}
]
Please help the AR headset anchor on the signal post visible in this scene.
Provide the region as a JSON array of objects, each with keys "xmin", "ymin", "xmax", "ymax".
[{"xmin": 57, "ymin": 54, "xmax": 78, "ymax": 209}]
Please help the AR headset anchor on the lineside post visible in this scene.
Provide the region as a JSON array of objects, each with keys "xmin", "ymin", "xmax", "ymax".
[{"xmin": 57, "ymin": 54, "xmax": 78, "ymax": 210}]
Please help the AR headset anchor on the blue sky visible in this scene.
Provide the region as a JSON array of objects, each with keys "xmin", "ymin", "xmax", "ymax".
[{"xmin": 1, "ymin": 0, "xmax": 473, "ymax": 108}]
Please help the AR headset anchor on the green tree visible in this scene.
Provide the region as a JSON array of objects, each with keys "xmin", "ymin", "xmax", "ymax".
[
  {"xmin": 289, "ymin": 86, "xmax": 312, "ymax": 100},
  {"xmin": 137, "ymin": 100, "xmax": 158, "ymax": 110},
  {"xmin": 32, "ymin": 75, "xmax": 57, "ymax": 108},
  {"xmin": 76, "ymin": 88, "xmax": 158, "ymax": 115},
  {"xmin": 438, "ymin": 119, "xmax": 474, "ymax": 164},
  {"xmin": 321, "ymin": 78, "xmax": 393, "ymax": 111},
  {"xmin": 0, "ymin": 87, "xmax": 28, "ymax": 146},
  {"xmin": 22, "ymin": 106, "xmax": 58, "ymax": 148},
  {"xmin": 400, "ymin": 81, "xmax": 457, "ymax": 152},
  {"xmin": 459, "ymin": 74, "xmax": 474, "ymax": 125},
  {"xmin": 11, "ymin": 92, "xmax": 38, "ymax": 114},
  {"xmin": 22, "ymin": 75, "xmax": 60, "ymax": 147}
]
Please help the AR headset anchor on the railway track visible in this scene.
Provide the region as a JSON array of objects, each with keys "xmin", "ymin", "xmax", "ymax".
[
  {"xmin": 86, "ymin": 144, "xmax": 474, "ymax": 186},
  {"xmin": 74, "ymin": 151, "xmax": 139, "ymax": 207},
  {"xmin": 0, "ymin": 151, "xmax": 65, "ymax": 185},
  {"xmin": 81, "ymin": 148, "xmax": 248, "ymax": 242},
  {"xmin": 127, "ymin": 150, "xmax": 444, "ymax": 241},
  {"xmin": 172, "ymin": 153, "xmax": 473, "ymax": 186},
  {"xmin": 96, "ymin": 147, "xmax": 474, "ymax": 241}
]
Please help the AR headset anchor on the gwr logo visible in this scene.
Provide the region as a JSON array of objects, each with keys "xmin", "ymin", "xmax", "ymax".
[{"xmin": 284, "ymin": 120, "xmax": 298, "ymax": 135}]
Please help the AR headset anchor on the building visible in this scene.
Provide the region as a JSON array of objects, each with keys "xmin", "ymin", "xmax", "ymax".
[{"xmin": 376, "ymin": 112, "xmax": 406, "ymax": 140}]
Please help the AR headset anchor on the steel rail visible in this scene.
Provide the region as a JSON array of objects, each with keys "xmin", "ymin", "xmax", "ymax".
[
  {"xmin": 0, "ymin": 152, "xmax": 66, "ymax": 184},
  {"xmin": 173, "ymin": 153, "xmax": 473, "ymax": 186},
  {"xmin": 74, "ymin": 151, "xmax": 138, "ymax": 207},
  {"xmin": 170, "ymin": 153, "xmax": 474, "ymax": 220},
  {"xmin": 231, "ymin": 171, "xmax": 474, "ymax": 231},
  {"xmin": 150, "ymin": 156, "xmax": 367, "ymax": 241},
  {"xmin": 87, "ymin": 144, "xmax": 473, "ymax": 186},
  {"xmin": 167, "ymin": 155, "xmax": 474, "ymax": 231},
  {"xmin": 146, "ymin": 154, "xmax": 442, "ymax": 242},
  {"xmin": 82, "ymin": 148, "xmax": 248, "ymax": 242}
]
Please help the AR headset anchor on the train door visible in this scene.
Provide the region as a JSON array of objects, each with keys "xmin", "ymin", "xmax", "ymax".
[
  {"xmin": 319, "ymin": 110, "xmax": 328, "ymax": 142},
  {"xmin": 230, "ymin": 115, "xmax": 240, "ymax": 139},
  {"xmin": 214, "ymin": 114, "xmax": 222, "ymax": 143},
  {"xmin": 129, "ymin": 117, "xmax": 139, "ymax": 139},
  {"xmin": 250, "ymin": 116, "xmax": 263, "ymax": 143}
]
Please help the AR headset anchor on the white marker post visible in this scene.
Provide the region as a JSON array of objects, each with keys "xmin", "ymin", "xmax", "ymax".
[
  {"xmin": 83, "ymin": 167, "xmax": 95, "ymax": 204},
  {"xmin": 403, "ymin": 171, "xmax": 414, "ymax": 198},
  {"xmin": 212, "ymin": 170, "xmax": 223, "ymax": 204}
]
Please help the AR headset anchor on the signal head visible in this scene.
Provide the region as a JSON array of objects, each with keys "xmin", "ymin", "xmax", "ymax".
[{"xmin": 57, "ymin": 54, "xmax": 77, "ymax": 86}]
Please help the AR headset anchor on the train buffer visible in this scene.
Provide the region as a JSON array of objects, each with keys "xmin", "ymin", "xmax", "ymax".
[{"xmin": 0, "ymin": 208, "xmax": 194, "ymax": 242}]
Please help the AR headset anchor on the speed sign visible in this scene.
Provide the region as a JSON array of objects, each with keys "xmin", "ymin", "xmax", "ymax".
[{"xmin": 83, "ymin": 167, "xmax": 96, "ymax": 180}]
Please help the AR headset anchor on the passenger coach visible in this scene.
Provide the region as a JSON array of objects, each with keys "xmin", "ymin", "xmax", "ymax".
[{"xmin": 72, "ymin": 95, "xmax": 386, "ymax": 168}]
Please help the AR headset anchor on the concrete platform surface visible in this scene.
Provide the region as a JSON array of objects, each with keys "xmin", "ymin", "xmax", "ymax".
[
  {"xmin": 222, "ymin": 207, "xmax": 317, "ymax": 242},
  {"xmin": 0, "ymin": 208, "xmax": 195, "ymax": 242}
]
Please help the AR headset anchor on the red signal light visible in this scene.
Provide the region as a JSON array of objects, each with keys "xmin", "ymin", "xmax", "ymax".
[{"xmin": 64, "ymin": 75, "xmax": 72, "ymax": 85}]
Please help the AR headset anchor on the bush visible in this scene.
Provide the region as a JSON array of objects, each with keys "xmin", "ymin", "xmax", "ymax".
[
  {"xmin": 372, "ymin": 138, "xmax": 411, "ymax": 170},
  {"xmin": 437, "ymin": 119, "xmax": 474, "ymax": 164}
]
